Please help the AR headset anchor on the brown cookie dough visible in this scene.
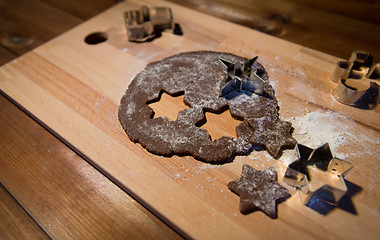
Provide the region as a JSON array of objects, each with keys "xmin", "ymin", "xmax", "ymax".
[
  {"xmin": 248, "ymin": 116, "xmax": 297, "ymax": 157},
  {"xmin": 118, "ymin": 51, "xmax": 296, "ymax": 162},
  {"xmin": 228, "ymin": 164, "xmax": 290, "ymax": 218}
]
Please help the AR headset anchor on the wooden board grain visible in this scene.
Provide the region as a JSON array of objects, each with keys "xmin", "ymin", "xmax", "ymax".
[
  {"xmin": 0, "ymin": 0, "xmax": 82, "ymax": 56},
  {"xmin": 166, "ymin": 0, "xmax": 380, "ymax": 59},
  {"xmin": 0, "ymin": 94, "xmax": 182, "ymax": 240},
  {"xmin": 0, "ymin": 184, "xmax": 49, "ymax": 240},
  {"xmin": 40, "ymin": 0, "xmax": 115, "ymax": 20},
  {"xmin": 0, "ymin": 1, "xmax": 184, "ymax": 239},
  {"xmin": 0, "ymin": 46, "xmax": 16, "ymax": 66},
  {"xmin": 0, "ymin": 0, "xmax": 379, "ymax": 239},
  {"xmin": 287, "ymin": 0, "xmax": 380, "ymax": 25}
]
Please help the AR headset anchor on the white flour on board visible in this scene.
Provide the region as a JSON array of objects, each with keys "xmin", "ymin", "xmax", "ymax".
[
  {"xmin": 283, "ymin": 109, "xmax": 379, "ymax": 159},
  {"xmin": 288, "ymin": 110, "xmax": 350, "ymax": 150}
]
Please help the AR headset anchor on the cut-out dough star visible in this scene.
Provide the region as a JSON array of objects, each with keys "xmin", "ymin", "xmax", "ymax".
[
  {"xmin": 247, "ymin": 116, "xmax": 297, "ymax": 157},
  {"xmin": 219, "ymin": 56, "xmax": 265, "ymax": 99},
  {"xmin": 228, "ymin": 164, "xmax": 290, "ymax": 218}
]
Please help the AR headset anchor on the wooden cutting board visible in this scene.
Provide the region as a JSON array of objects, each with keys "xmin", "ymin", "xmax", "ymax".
[{"xmin": 0, "ymin": 0, "xmax": 379, "ymax": 239}]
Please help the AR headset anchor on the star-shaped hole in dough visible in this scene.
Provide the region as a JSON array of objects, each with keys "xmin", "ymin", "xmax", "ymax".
[
  {"xmin": 228, "ymin": 164, "xmax": 290, "ymax": 218},
  {"xmin": 196, "ymin": 108, "xmax": 242, "ymax": 140},
  {"xmin": 247, "ymin": 116, "xmax": 297, "ymax": 157},
  {"xmin": 147, "ymin": 91, "xmax": 188, "ymax": 121}
]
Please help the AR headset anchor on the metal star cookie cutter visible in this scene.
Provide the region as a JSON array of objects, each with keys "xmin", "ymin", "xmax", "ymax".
[
  {"xmin": 330, "ymin": 49, "xmax": 380, "ymax": 109},
  {"xmin": 219, "ymin": 56, "xmax": 265, "ymax": 99},
  {"xmin": 283, "ymin": 143, "xmax": 353, "ymax": 205},
  {"xmin": 124, "ymin": 5, "xmax": 173, "ymax": 42}
]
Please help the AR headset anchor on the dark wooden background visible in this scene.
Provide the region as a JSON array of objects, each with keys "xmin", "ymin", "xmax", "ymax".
[{"xmin": 0, "ymin": 0, "xmax": 379, "ymax": 238}]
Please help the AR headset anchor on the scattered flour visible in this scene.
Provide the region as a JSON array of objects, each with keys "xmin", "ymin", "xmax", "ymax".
[
  {"xmin": 174, "ymin": 173, "xmax": 181, "ymax": 179},
  {"xmin": 285, "ymin": 110, "xmax": 350, "ymax": 156},
  {"xmin": 291, "ymin": 110, "xmax": 349, "ymax": 144},
  {"xmin": 284, "ymin": 109, "xmax": 379, "ymax": 159}
]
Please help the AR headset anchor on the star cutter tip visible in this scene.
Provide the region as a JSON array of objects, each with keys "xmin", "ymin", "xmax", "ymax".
[
  {"xmin": 283, "ymin": 143, "xmax": 353, "ymax": 206},
  {"xmin": 219, "ymin": 56, "xmax": 265, "ymax": 100}
]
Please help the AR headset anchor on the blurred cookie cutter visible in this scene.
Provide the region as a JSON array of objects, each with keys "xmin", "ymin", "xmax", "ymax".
[
  {"xmin": 124, "ymin": 5, "xmax": 173, "ymax": 42},
  {"xmin": 283, "ymin": 143, "xmax": 353, "ymax": 205},
  {"xmin": 330, "ymin": 50, "xmax": 379, "ymax": 109}
]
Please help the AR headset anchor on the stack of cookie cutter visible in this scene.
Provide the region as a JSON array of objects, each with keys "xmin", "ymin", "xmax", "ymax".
[
  {"xmin": 124, "ymin": 5, "xmax": 173, "ymax": 42},
  {"xmin": 283, "ymin": 143, "xmax": 353, "ymax": 206},
  {"xmin": 330, "ymin": 49, "xmax": 379, "ymax": 109}
]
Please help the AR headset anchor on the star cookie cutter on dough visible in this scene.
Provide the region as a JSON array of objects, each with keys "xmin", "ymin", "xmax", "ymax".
[
  {"xmin": 330, "ymin": 49, "xmax": 379, "ymax": 109},
  {"xmin": 283, "ymin": 143, "xmax": 352, "ymax": 206},
  {"xmin": 219, "ymin": 56, "xmax": 266, "ymax": 99},
  {"xmin": 124, "ymin": 5, "xmax": 173, "ymax": 42}
]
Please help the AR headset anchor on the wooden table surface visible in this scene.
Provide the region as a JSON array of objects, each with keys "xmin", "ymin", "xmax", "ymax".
[{"xmin": 0, "ymin": 0, "xmax": 379, "ymax": 239}]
